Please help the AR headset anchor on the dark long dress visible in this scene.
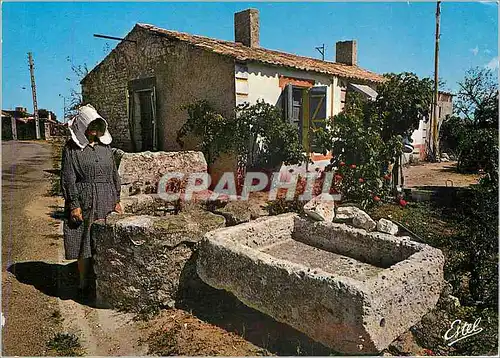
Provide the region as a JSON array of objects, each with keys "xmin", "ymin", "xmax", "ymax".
[{"xmin": 61, "ymin": 140, "xmax": 121, "ymax": 260}]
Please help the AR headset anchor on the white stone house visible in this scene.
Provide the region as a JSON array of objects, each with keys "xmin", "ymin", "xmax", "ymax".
[{"xmin": 408, "ymin": 91, "xmax": 454, "ymax": 161}]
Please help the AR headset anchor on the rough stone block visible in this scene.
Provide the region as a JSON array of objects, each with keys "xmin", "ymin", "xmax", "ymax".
[
  {"xmin": 120, "ymin": 193, "xmax": 184, "ymax": 216},
  {"xmin": 197, "ymin": 214, "xmax": 444, "ymax": 354},
  {"xmin": 334, "ymin": 205, "xmax": 362, "ymax": 222},
  {"xmin": 214, "ymin": 200, "xmax": 268, "ymax": 226},
  {"xmin": 303, "ymin": 193, "xmax": 335, "ymax": 222},
  {"xmin": 92, "ymin": 210, "xmax": 225, "ymax": 314},
  {"xmin": 377, "ymin": 218, "xmax": 399, "ymax": 235},
  {"xmin": 118, "ymin": 151, "xmax": 207, "ymax": 197},
  {"xmin": 352, "ymin": 210, "xmax": 377, "ymax": 232}
]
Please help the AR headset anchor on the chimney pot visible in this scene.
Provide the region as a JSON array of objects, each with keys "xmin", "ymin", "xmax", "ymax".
[
  {"xmin": 234, "ymin": 9, "xmax": 260, "ymax": 48},
  {"xmin": 336, "ymin": 40, "xmax": 357, "ymax": 66}
]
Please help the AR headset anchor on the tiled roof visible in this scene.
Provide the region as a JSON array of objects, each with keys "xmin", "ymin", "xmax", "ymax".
[{"xmin": 134, "ymin": 24, "xmax": 385, "ymax": 83}]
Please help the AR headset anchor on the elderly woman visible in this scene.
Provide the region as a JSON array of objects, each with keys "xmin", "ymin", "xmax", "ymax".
[{"xmin": 61, "ymin": 104, "xmax": 122, "ymax": 295}]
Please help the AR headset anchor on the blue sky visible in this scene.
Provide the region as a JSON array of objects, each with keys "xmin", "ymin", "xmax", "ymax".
[{"xmin": 2, "ymin": 1, "xmax": 498, "ymax": 121}]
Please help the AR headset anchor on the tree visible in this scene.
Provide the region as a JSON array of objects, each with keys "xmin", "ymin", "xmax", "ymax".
[
  {"xmin": 455, "ymin": 67, "xmax": 498, "ymax": 128},
  {"xmin": 236, "ymin": 100, "xmax": 308, "ymax": 170},
  {"xmin": 38, "ymin": 109, "xmax": 57, "ymax": 121},
  {"xmin": 440, "ymin": 67, "xmax": 499, "ymax": 178},
  {"xmin": 375, "ymin": 72, "xmax": 433, "ymax": 142},
  {"xmin": 176, "ymin": 100, "xmax": 236, "ymax": 165},
  {"xmin": 312, "ymin": 72, "xmax": 433, "ymax": 205}
]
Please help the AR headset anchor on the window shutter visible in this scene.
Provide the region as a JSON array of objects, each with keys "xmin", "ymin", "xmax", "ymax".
[
  {"xmin": 309, "ymin": 86, "xmax": 328, "ymax": 152},
  {"xmin": 282, "ymin": 83, "xmax": 293, "ymax": 123},
  {"xmin": 309, "ymin": 86, "xmax": 327, "ymax": 128},
  {"xmin": 127, "ymin": 90, "xmax": 137, "ymax": 152}
]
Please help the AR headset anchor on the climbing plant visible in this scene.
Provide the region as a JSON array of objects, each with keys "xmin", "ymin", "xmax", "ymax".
[
  {"xmin": 176, "ymin": 100, "xmax": 237, "ymax": 165},
  {"xmin": 177, "ymin": 99, "xmax": 308, "ymax": 170}
]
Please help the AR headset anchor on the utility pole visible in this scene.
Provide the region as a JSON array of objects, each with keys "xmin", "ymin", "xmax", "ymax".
[
  {"xmin": 59, "ymin": 94, "xmax": 67, "ymax": 123},
  {"xmin": 430, "ymin": 1, "xmax": 441, "ymax": 161},
  {"xmin": 28, "ymin": 52, "xmax": 41, "ymax": 139}
]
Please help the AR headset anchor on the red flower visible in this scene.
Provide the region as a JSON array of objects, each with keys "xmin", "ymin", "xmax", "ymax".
[
  {"xmin": 383, "ymin": 174, "xmax": 392, "ymax": 181},
  {"xmin": 339, "ymin": 161, "xmax": 346, "ymax": 166},
  {"xmin": 399, "ymin": 199, "xmax": 408, "ymax": 207},
  {"xmin": 373, "ymin": 195, "xmax": 381, "ymax": 202},
  {"xmin": 334, "ymin": 174, "xmax": 343, "ymax": 182},
  {"xmin": 423, "ymin": 349, "xmax": 434, "ymax": 356},
  {"xmin": 350, "ymin": 164, "xmax": 356, "ymax": 169},
  {"xmin": 358, "ymin": 178, "xmax": 364, "ymax": 183}
]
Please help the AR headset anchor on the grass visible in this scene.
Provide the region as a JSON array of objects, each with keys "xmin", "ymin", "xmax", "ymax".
[
  {"xmin": 369, "ymin": 200, "xmax": 498, "ymax": 356},
  {"xmin": 368, "ymin": 201, "xmax": 460, "ymax": 248},
  {"xmin": 47, "ymin": 333, "xmax": 85, "ymax": 356}
]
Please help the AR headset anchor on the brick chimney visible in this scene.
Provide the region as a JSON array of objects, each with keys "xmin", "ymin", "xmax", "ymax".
[
  {"xmin": 336, "ymin": 40, "xmax": 357, "ymax": 66},
  {"xmin": 235, "ymin": 9, "xmax": 260, "ymax": 48}
]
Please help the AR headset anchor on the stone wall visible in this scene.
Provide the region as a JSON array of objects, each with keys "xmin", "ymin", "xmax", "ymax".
[
  {"xmin": 117, "ymin": 150, "xmax": 207, "ymax": 197},
  {"xmin": 92, "ymin": 210, "xmax": 225, "ymax": 315}
]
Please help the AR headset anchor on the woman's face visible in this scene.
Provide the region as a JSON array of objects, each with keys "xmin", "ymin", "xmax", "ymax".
[{"xmin": 85, "ymin": 119, "xmax": 105, "ymax": 140}]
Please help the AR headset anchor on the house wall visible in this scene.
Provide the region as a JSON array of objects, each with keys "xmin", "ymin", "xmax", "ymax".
[
  {"xmin": 2, "ymin": 116, "xmax": 14, "ymax": 140},
  {"xmin": 410, "ymin": 118, "xmax": 428, "ymax": 160},
  {"xmin": 235, "ymin": 62, "xmax": 339, "ymax": 117},
  {"xmin": 410, "ymin": 94, "xmax": 453, "ymax": 161},
  {"xmin": 81, "ymin": 26, "xmax": 236, "ymax": 153}
]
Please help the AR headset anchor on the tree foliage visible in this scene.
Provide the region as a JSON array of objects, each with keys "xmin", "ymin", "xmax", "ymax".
[
  {"xmin": 454, "ymin": 67, "xmax": 498, "ymax": 127},
  {"xmin": 176, "ymin": 100, "xmax": 235, "ymax": 165},
  {"xmin": 376, "ymin": 72, "xmax": 433, "ymax": 141},
  {"xmin": 440, "ymin": 67, "xmax": 498, "ymax": 181},
  {"xmin": 312, "ymin": 72, "xmax": 433, "ymax": 207},
  {"xmin": 235, "ymin": 100, "xmax": 308, "ymax": 169}
]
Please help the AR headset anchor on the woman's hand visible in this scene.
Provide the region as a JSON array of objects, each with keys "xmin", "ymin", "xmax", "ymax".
[
  {"xmin": 114, "ymin": 202, "xmax": 123, "ymax": 214},
  {"xmin": 70, "ymin": 207, "xmax": 83, "ymax": 223}
]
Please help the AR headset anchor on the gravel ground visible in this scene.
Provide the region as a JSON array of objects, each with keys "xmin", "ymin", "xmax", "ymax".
[{"xmin": 2, "ymin": 140, "xmax": 62, "ymax": 355}]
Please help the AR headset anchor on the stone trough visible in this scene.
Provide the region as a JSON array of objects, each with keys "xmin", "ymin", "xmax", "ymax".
[{"xmin": 196, "ymin": 213, "xmax": 445, "ymax": 354}]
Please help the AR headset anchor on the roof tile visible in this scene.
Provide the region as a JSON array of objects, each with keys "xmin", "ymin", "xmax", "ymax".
[{"xmin": 137, "ymin": 23, "xmax": 385, "ymax": 83}]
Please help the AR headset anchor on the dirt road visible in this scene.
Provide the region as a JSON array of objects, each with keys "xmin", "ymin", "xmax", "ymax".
[
  {"xmin": 2, "ymin": 141, "xmax": 149, "ymax": 356},
  {"xmin": 2, "ymin": 140, "xmax": 62, "ymax": 355},
  {"xmin": 403, "ymin": 161, "xmax": 480, "ymax": 188}
]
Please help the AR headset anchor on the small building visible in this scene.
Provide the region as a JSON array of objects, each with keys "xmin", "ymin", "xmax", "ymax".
[
  {"xmin": 410, "ymin": 91, "xmax": 454, "ymax": 161},
  {"xmin": 81, "ymin": 8, "xmax": 384, "ymax": 177},
  {"xmin": 1, "ymin": 106, "xmax": 62, "ymax": 141}
]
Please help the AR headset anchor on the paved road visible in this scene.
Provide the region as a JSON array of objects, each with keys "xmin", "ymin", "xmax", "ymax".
[{"xmin": 2, "ymin": 140, "xmax": 62, "ymax": 355}]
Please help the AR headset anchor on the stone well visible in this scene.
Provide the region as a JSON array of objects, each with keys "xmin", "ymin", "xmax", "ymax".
[
  {"xmin": 196, "ymin": 213, "xmax": 445, "ymax": 354},
  {"xmin": 91, "ymin": 210, "xmax": 225, "ymax": 314}
]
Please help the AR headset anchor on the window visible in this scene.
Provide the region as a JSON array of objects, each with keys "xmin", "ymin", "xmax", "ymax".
[{"xmin": 282, "ymin": 84, "xmax": 327, "ymax": 152}]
